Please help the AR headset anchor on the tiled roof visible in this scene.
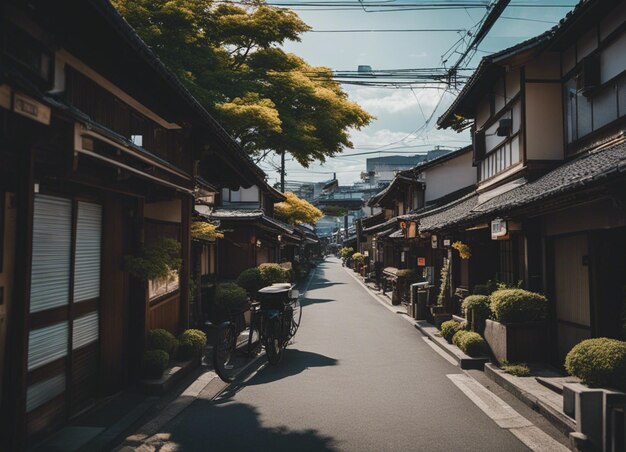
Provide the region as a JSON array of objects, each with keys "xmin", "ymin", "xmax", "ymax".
[
  {"xmin": 363, "ymin": 217, "xmax": 397, "ymax": 234},
  {"xmin": 209, "ymin": 209, "xmax": 295, "ymax": 234},
  {"xmin": 376, "ymin": 227, "xmax": 398, "ymax": 238},
  {"xmin": 474, "ymin": 139, "xmax": 626, "ymax": 215},
  {"xmin": 417, "ymin": 138, "xmax": 626, "ymax": 232},
  {"xmin": 417, "ymin": 193, "xmax": 481, "ymax": 232}
]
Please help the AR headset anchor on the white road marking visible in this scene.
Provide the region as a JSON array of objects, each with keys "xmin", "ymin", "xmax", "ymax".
[
  {"xmin": 447, "ymin": 374, "xmax": 569, "ymax": 452},
  {"xmin": 422, "ymin": 337, "xmax": 458, "ymax": 366}
]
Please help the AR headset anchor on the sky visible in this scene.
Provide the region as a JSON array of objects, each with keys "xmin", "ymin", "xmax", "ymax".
[{"xmin": 254, "ymin": 0, "xmax": 578, "ymax": 186}]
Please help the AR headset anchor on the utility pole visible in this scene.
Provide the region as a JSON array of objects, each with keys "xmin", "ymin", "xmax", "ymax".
[{"xmin": 280, "ymin": 151, "xmax": 285, "ymax": 192}]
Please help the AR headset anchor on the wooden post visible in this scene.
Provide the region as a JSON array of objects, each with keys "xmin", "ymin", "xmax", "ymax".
[
  {"xmin": 2, "ymin": 139, "xmax": 34, "ymax": 450},
  {"xmin": 180, "ymin": 195, "xmax": 192, "ymax": 330}
]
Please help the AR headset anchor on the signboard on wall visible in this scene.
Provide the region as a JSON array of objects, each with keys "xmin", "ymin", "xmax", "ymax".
[
  {"xmin": 491, "ymin": 218, "xmax": 508, "ymax": 240},
  {"xmin": 431, "ymin": 234, "xmax": 438, "ymax": 249},
  {"xmin": 417, "ymin": 257, "xmax": 426, "ymax": 267}
]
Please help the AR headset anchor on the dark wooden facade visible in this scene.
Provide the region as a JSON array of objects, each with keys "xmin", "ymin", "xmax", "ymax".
[{"xmin": 0, "ymin": 1, "xmax": 255, "ymax": 448}]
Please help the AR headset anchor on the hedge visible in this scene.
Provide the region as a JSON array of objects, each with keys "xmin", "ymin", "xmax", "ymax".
[
  {"xmin": 258, "ymin": 263, "xmax": 290, "ymax": 285},
  {"xmin": 236, "ymin": 267, "xmax": 265, "ymax": 294},
  {"xmin": 146, "ymin": 329, "xmax": 177, "ymax": 355},
  {"xmin": 490, "ymin": 289, "xmax": 547, "ymax": 323},
  {"xmin": 452, "ymin": 330, "xmax": 469, "ymax": 348},
  {"xmin": 462, "ymin": 295, "xmax": 490, "ymax": 332},
  {"xmin": 440, "ymin": 320, "xmax": 463, "ymax": 344},
  {"xmin": 177, "ymin": 329, "xmax": 208, "ymax": 361},
  {"xmin": 215, "ymin": 283, "xmax": 248, "ymax": 311},
  {"xmin": 457, "ymin": 331, "xmax": 487, "ymax": 357},
  {"xmin": 141, "ymin": 350, "xmax": 169, "ymax": 379},
  {"xmin": 565, "ymin": 338, "xmax": 626, "ymax": 390}
]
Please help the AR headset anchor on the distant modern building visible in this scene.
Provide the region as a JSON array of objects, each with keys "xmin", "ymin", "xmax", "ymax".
[{"xmin": 365, "ymin": 147, "xmax": 453, "ymax": 184}]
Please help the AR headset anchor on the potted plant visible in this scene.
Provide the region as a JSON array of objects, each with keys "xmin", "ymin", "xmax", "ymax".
[
  {"xmin": 352, "ymin": 252, "xmax": 365, "ymax": 273},
  {"xmin": 483, "ymin": 288, "xmax": 548, "ymax": 363},
  {"xmin": 236, "ymin": 267, "xmax": 265, "ymax": 296}
]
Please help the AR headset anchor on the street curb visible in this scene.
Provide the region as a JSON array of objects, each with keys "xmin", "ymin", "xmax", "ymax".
[
  {"xmin": 342, "ymin": 265, "xmax": 489, "ymax": 370},
  {"xmin": 483, "ymin": 363, "xmax": 576, "ymax": 436},
  {"xmin": 413, "ymin": 320, "xmax": 490, "ymax": 370}
]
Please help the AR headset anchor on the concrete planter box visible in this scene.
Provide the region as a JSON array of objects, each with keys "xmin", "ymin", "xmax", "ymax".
[{"xmin": 484, "ymin": 319, "xmax": 548, "ymax": 364}]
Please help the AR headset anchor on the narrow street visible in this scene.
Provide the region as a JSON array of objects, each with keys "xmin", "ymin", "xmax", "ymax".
[{"xmin": 140, "ymin": 258, "xmax": 565, "ymax": 451}]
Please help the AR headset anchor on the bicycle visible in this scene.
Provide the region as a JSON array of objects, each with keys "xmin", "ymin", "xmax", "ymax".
[{"xmin": 212, "ymin": 284, "xmax": 301, "ymax": 382}]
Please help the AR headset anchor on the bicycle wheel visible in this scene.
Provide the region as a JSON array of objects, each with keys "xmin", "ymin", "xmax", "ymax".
[
  {"xmin": 246, "ymin": 313, "xmax": 263, "ymax": 356},
  {"xmin": 264, "ymin": 318, "xmax": 283, "ymax": 365},
  {"xmin": 213, "ymin": 323, "xmax": 238, "ymax": 382},
  {"xmin": 289, "ymin": 297, "xmax": 302, "ymax": 338}
]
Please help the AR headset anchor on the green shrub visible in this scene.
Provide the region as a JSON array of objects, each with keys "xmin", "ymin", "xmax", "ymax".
[
  {"xmin": 146, "ymin": 329, "xmax": 177, "ymax": 355},
  {"xmin": 490, "ymin": 289, "xmax": 547, "ymax": 323},
  {"xmin": 339, "ymin": 247, "xmax": 354, "ymax": 262},
  {"xmin": 462, "ymin": 295, "xmax": 491, "ymax": 332},
  {"xmin": 396, "ymin": 269, "xmax": 421, "ymax": 284},
  {"xmin": 215, "ymin": 283, "xmax": 248, "ymax": 311},
  {"xmin": 236, "ymin": 268, "xmax": 265, "ymax": 294},
  {"xmin": 125, "ymin": 237, "xmax": 182, "ymax": 281},
  {"xmin": 177, "ymin": 329, "xmax": 208, "ymax": 361},
  {"xmin": 565, "ymin": 338, "xmax": 626, "ymax": 390},
  {"xmin": 352, "ymin": 252, "xmax": 365, "ymax": 264},
  {"xmin": 458, "ymin": 331, "xmax": 487, "ymax": 357},
  {"xmin": 452, "ymin": 329, "xmax": 469, "ymax": 348},
  {"xmin": 258, "ymin": 263, "xmax": 290, "ymax": 285},
  {"xmin": 141, "ymin": 349, "xmax": 169, "ymax": 379},
  {"xmin": 440, "ymin": 320, "xmax": 462, "ymax": 343},
  {"xmin": 502, "ymin": 363, "xmax": 531, "ymax": 377}
]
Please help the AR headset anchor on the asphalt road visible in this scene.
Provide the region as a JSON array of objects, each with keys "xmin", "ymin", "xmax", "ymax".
[{"xmin": 158, "ymin": 258, "xmax": 537, "ymax": 451}]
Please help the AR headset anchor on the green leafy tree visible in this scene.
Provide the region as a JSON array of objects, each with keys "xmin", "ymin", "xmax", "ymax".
[
  {"xmin": 274, "ymin": 192, "xmax": 323, "ymax": 225},
  {"xmin": 113, "ymin": 0, "xmax": 373, "ymax": 167}
]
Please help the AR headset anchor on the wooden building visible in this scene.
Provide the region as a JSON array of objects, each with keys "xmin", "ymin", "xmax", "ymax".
[
  {"xmin": 0, "ymin": 0, "xmax": 256, "ymax": 447},
  {"xmin": 432, "ymin": 0, "xmax": 626, "ymax": 363},
  {"xmin": 208, "ymin": 183, "xmax": 302, "ymax": 280},
  {"xmin": 365, "ymin": 146, "xmax": 475, "ymax": 302}
]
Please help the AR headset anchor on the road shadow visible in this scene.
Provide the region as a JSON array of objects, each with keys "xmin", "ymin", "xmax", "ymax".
[
  {"xmin": 309, "ymin": 281, "xmax": 346, "ymax": 289},
  {"xmin": 166, "ymin": 399, "xmax": 337, "ymax": 452},
  {"xmin": 242, "ymin": 349, "xmax": 338, "ymax": 387},
  {"xmin": 300, "ymin": 297, "xmax": 335, "ymax": 307}
]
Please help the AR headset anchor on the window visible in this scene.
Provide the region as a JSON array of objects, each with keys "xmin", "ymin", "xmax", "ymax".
[
  {"xmin": 148, "ymin": 269, "xmax": 180, "ymax": 301},
  {"xmin": 6, "ymin": 23, "xmax": 52, "ymax": 85},
  {"xmin": 479, "ymin": 139, "xmax": 520, "ymax": 181},
  {"xmin": 565, "ymin": 71, "xmax": 626, "ymax": 146}
]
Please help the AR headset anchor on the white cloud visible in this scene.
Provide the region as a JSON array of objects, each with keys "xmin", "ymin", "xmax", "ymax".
[{"xmin": 347, "ymin": 86, "xmax": 450, "ymax": 115}]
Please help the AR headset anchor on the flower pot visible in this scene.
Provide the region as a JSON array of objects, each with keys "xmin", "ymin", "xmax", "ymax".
[{"xmin": 484, "ymin": 319, "xmax": 548, "ymax": 364}]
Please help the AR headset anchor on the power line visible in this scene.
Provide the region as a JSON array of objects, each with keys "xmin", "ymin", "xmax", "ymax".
[{"xmin": 308, "ymin": 28, "xmax": 467, "ymax": 33}]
